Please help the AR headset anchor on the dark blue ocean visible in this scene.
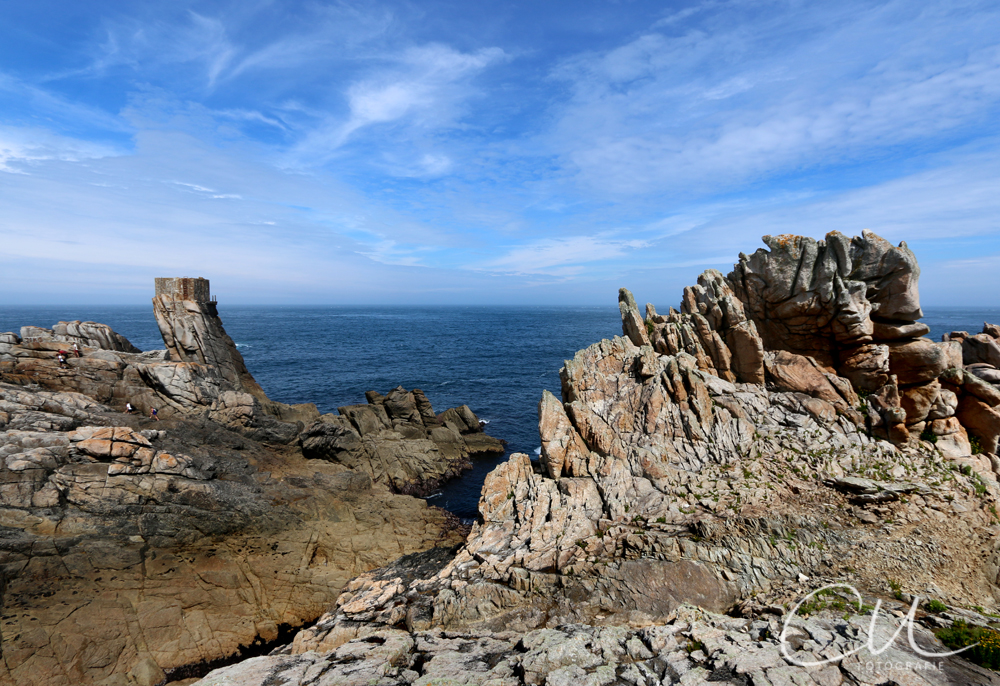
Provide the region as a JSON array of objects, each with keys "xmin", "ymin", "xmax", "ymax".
[
  {"xmin": 0, "ymin": 305, "xmax": 621, "ymax": 518},
  {"xmin": 3, "ymin": 305, "xmax": 1000, "ymax": 518}
]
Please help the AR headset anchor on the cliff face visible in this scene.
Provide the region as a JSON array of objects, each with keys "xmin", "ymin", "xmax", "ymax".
[
  {"xmin": 0, "ymin": 280, "xmax": 504, "ymax": 686},
  {"xmin": 247, "ymin": 232, "xmax": 1000, "ymax": 686}
]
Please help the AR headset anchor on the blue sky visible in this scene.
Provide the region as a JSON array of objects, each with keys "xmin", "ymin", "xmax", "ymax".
[{"xmin": 1, "ymin": 0, "xmax": 999, "ymax": 305}]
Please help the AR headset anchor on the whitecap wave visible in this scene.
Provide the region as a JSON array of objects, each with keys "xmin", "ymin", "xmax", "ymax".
[{"xmin": 534, "ymin": 446, "xmax": 541, "ymax": 455}]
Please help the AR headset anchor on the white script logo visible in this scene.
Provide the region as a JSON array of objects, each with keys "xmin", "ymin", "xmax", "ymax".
[{"xmin": 779, "ymin": 583, "xmax": 976, "ymax": 667}]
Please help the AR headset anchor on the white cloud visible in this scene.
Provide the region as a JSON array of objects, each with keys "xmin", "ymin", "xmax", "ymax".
[
  {"xmin": 290, "ymin": 44, "xmax": 506, "ymax": 162},
  {"xmin": 0, "ymin": 125, "xmax": 120, "ymax": 172},
  {"xmin": 476, "ymin": 235, "xmax": 651, "ymax": 275},
  {"xmin": 546, "ymin": 0, "xmax": 1000, "ymax": 197}
]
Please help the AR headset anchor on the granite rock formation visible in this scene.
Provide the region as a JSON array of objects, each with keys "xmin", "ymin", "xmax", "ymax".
[
  {"xmin": 223, "ymin": 232, "xmax": 1000, "ymax": 686},
  {"xmin": 0, "ymin": 279, "xmax": 505, "ymax": 686},
  {"xmin": 0, "ymin": 381, "xmax": 464, "ymax": 686},
  {"xmin": 198, "ymin": 601, "xmax": 1000, "ymax": 686},
  {"xmin": 300, "ymin": 387, "xmax": 504, "ymax": 496}
]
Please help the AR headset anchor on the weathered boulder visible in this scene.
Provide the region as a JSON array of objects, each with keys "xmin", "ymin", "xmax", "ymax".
[
  {"xmin": 929, "ymin": 416, "xmax": 973, "ymax": 457},
  {"xmin": 208, "ymin": 390, "xmax": 301, "ymax": 444},
  {"xmin": 968, "ymin": 364, "xmax": 1000, "ymax": 384},
  {"xmin": 899, "ymin": 379, "xmax": 940, "ymax": 426},
  {"xmin": 617, "ymin": 288, "xmax": 649, "ymax": 347},
  {"xmin": 538, "ymin": 389, "xmax": 591, "ymax": 479},
  {"xmin": 20, "ymin": 320, "xmax": 141, "ymax": 353},
  {"xmin": 872, "ymin": 319, "xmax": 930, "ymax": 340},
  {"xmin": 762, "ymin": 350, "xmax": 846, "ymax": 406},
  {"xmin": 957, "ymin": 395, "xmax": 1000, "ymax": 454},
  {"xmin": 927, "ymin": 386, "xmax": 959, "ymax": 420},
  {"xmin": 886, "ymin": 337, "xmax": 946, "ymax": 385},
  {"xmin": 940, "ymin": 367, "xmax": 1000, "ymax": 407},
  {"xmin": 727, "ymin": 231, "xmax": 925, "ymax": 365},
  {"xmin": 964, "ymin": 333, "xmax": 1000, "ymax": 367},
  {"xmin": 939, "ymin": 340, "xmax": 964, "ymax": 370},
  {"xmin": 837, "ymin": 343, "xmax": 890, "ymax": 391}
]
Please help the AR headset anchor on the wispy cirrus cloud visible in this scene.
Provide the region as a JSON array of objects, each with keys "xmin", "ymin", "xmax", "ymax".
[
  {"xmin": 0, "ymin": 124, "xmax": 121, "ymax": 172},
  {"xmin": 288, "ymin": 44, "xmax": 507, "ymax": 169},
  {"xmin": 546, "ymin": 0, "xmax": 1000, "ymax": 197},
  {"xmin": 475, "ymin": 235, "xmax": 651, "ymax": 276}
]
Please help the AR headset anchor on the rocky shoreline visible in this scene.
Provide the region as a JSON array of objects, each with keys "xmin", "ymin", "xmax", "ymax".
[
  {"xmin": 7, "ymin": 231, "xmax": 1000, "ymax": 686},
  {"xmin": 0, "ymin": 279, "xmax": 503, "ymax": 686},
  {"xmin": 195, "ymin": 231, "xmax": 1000, "ymax": 686}
]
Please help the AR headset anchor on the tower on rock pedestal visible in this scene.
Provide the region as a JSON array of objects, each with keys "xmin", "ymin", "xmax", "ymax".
[
  {"xmin": 152, "ymin": 277, "xmax": 262, "ymax": 398},
  {"xmin": 154, "ymin": 277, "xmax": 217, "ymax": 316}
]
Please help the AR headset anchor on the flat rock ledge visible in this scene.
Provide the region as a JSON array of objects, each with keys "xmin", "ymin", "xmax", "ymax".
[{"xmin": 194, "ymin": 603, "xmax": 1000, "ymax": 686}]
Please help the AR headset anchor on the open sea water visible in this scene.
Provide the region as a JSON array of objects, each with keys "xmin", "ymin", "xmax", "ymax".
[{"xmin": 3, "ymin": 304, "xmax": 1000, "ymax": 519}]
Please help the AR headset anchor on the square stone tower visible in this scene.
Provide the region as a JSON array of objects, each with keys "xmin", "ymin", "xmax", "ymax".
[
  {"xmin": 154, "ymin": 278, "xmax": 216, "ymax": 315},
  {"xmin": 155, "ymin": 277, "xmax": 211, "ymax": 302}
]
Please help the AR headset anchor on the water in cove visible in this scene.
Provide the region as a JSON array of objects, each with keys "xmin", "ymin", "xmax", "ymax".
[{"xmin": 3, "ymin": 304, "xmax": 999, "ymax": 519}]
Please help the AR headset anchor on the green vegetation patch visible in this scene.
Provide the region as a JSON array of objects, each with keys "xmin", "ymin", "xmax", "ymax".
[{"xmin": 936, "ymin": 620, "xmax": 1000, "ymax": 670}]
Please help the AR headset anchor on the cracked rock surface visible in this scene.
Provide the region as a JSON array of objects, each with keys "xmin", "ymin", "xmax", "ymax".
[
  {"xmin": 200, "ymin": 232, "xmax": 1000, "ymax": 686},
  {"xmin": 0, "ymin": 280, "xmax": 507, "ymax": 686},
  {"xmin": 196, "ymin": 604, "xmax": 1000, "ymax": 686}
]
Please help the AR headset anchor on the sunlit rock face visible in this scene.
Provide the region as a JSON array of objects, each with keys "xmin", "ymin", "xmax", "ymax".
[{"xmin": 285, "ymin": 233, "xmax": 1000, "ymax": 680}]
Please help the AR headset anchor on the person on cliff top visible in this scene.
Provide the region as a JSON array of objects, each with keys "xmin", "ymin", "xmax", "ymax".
[
  {"xmin": 150, "ymin": 407, "xmax": 159, "ymax": 421},
  {"xmin": 72, "ymin": 342, "xmax": 80, "ymax": 357}
]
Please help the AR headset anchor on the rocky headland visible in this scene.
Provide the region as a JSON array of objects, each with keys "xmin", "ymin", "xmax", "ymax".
[
  {"xmin": 0, "ymin": 279, "xmax": 502, "ymax": 686},
  {"xmin": 197, "ymin": 231, "xmax": 1000, "ymax": 686}
]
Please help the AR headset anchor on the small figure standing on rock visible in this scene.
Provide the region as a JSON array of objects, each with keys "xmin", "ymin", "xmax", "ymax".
[
  {"xmin": 150, "ymin": 407, "xmax": 159, "ymax": 421},
  {"xmin": 72, "ymin": 342, "xmax": 80, "ymax": 357},
  {"xmin": 124, "ymin": 402, "xmax": 135, "ymax": 414},
  {"xmin": 57, "ymin": 352, "xmax": 68, "ymax": 368}
]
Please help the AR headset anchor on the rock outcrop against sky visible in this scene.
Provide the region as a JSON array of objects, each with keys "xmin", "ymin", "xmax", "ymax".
[{"xmin": 232, "ymin": 232, "xmax": 1000, "ymax": 686}]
